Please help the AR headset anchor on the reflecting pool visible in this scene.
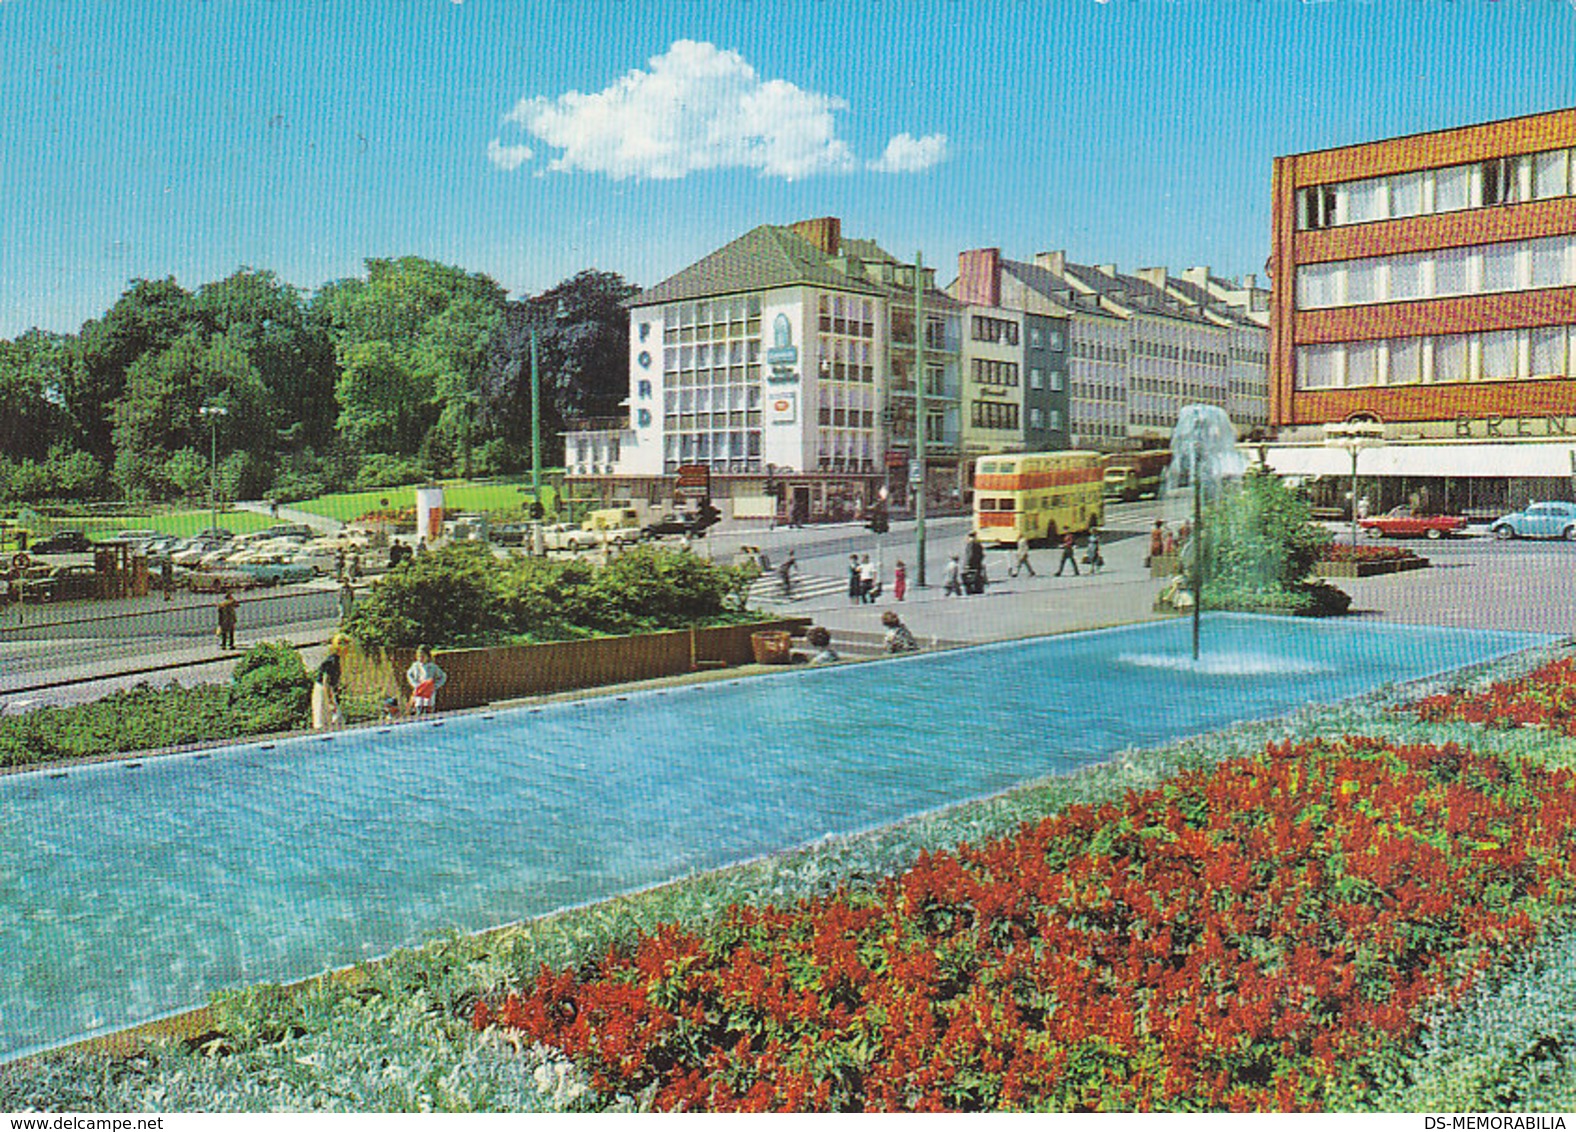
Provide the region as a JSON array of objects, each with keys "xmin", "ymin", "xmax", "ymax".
[{"xmin": 0, "ymin": 614, "xmax": 1548, "ymax": 1059}]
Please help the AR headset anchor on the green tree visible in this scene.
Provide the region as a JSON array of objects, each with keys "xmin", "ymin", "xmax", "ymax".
[
  {"xmin": 318, "ymin": 258, "xmax": 506, "ymax": 472},
  {"xmin": 110, "ymin": 332, "xmax": 271, "ymax": 500},
  {"xmin": 72, "ymin": 278, "xmax": 202, "ymax": 465},
  {"xmin": 0, "ymin": 331, "xmax": 76, "ymax": 462},
  {"xmin": 482, "ymin": 270, "xmax": 638, "ymax": 463}
]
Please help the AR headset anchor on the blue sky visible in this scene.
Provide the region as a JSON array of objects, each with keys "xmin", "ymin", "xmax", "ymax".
[{"xmin": 3, "ymin": 0, "xmax": 1575, "ymax": 338}]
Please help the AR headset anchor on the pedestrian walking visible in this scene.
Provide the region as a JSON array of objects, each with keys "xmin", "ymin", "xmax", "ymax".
[
  {"xmin": 1146, "ymin": 518, "xmax": 1165, "ymax": 567},
  {"xmin": 348, "ymin": 549, "xmax": 361, "ymax": 582},
  {"xmin": 965, "ymin": 531, "xmax": 985, "ymax": 575},
  {"xmin": 1009, "ymin": 535, "xmax": 1037, "ymax": 578},
  {"xmin": 777, "ymin": 551, "xmax": 799, "ymax": 597},
  {"xmin": 893, "ymin": 559, "xmax": 907, "ymax": 602},
  {"xmin": 858, "ymin": 554, "xmax": 878, "ymax": 603},
  {"xmin": 338, "ymin": 579, "xmax": 356, "ymax": 623},
  {"xmin": 881, "ymin": 610, "xmax": 919, "ymax": 654},
  {"xmin": 848, "ymin": 554, "xmax": 862, "ymax": 604},
  {"xmin": 215, "ymin": 592, "xmax": 239, "ymax": 649},
  {"xmin": 406, "ymin": 645, "xmax": 448, "ymax": 717},
  {"xmin": 1054, "ymin": 530, "xmax": 1081, "ymax": 577},
  {"xmin": 1084, "ymin": 525, "xmax": 1104, "ymax": 572},
  {"xmin": 312, "ymin": 636, "xmax": 345, "ymax": 729},
  {"xmin": 943, "ymin": 555, "xmax": 963, "ymax": 596},
  {"xmin": 161, "ymin": 558, "xmax": 174, "ymax": 601}
]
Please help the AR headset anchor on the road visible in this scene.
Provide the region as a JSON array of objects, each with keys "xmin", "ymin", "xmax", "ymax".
[{"xmin": 4, "ymin": 505, "xmax": 1570, "ymax": 713}]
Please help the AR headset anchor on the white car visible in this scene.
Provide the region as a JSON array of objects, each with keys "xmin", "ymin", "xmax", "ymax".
[{"xmin": 541, "ymin": 523, "xmax": 592, "ymax": 552}]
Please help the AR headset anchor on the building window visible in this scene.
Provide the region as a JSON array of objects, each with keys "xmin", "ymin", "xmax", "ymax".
[
  {"xmin": 1480, "ymin": 156, "xmax": 1525, "ymax": 206},
  {"xmin": 1388, "ymin": 338, "xmax": 1422, "ymax": 385},
  {"xmin": 1346, "ymin": 341, "xmax": 1380, "ymax": 386},
  {"xmin": 1534, "ymin": 149, "xmax": 1571, "ymax": 200},
  {"xmin": 1345, "ymin": 177, "xmax": 1388, "ymax": 223},
  {"xmin": 971, "ymin": 400, "xmax": 1020, "ymax": 430},
  {"xmin": 971, "ymin": 315, "xmax": 1020, "ymax": 345},
  {"xmin": 1434, "ymin": 164, "xmax": 1472, "ymax": 212},
  {"xmin": 1531, "ymin": 326, "xmax": 1570, "ymax": 378},
  {"xmin": 1432, "ymin": 334, "xmax": 1469, "ymax": 383},
  {"xmin": 1028, "ymin": 367, "xmax": 1044, "ymax": 390},
  {"xmin": 1028, "ymin": 327, "xmax": 1043, "ymax": 349},
  {"xmin": 1049, "ymin": 408, "xmax": 1063, "ymax": 431},
  {"xmin": 1299, "ymin": 184, "xmax": 1337, "ymax": 229},
  {"xmin": 1296, "ymin": 344, "xmax": 1342, "ymax": 389},
  {"xmin": 972, "ymin": 358, "xmax": 1020, "ymax": 386},
  {"xmin": 1480, "ymin": 329, "xmax": 1520, "ymax": 381},
  {"xmin": 1029, "ymin": 407, "xmax": 1045, "ymax": 429}
]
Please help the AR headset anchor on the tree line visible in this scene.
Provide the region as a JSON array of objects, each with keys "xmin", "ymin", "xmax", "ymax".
[{"xmin": 0, "ymin": 258, "xmax": 638, "ymax": 504}]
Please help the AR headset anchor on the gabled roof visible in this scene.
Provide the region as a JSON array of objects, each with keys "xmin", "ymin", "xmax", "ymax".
[
  {"xmin": 1000, "ymin": 259, "xmax": 1120, "ymax": 320},
  {"xmin": 628, "ymin": 224, "xmax": 886, "ymax": 307}
]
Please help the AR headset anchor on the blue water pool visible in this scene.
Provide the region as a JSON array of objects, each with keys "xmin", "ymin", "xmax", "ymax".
[{"xmin": 0, "ymin": 614, "xmax": 1548, "ymax": 1059}]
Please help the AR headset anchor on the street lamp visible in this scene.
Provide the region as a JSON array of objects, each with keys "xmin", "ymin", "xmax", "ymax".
[
  {"xmin": 1323, "ymin": 420, "xmax": 1384, "ymax": 547},
  {"xmin": 199, "ymin": 405, "xmax": 229, "ymax": 532}
]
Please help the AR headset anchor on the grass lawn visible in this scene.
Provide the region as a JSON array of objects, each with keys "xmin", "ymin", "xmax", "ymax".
[
  {"xmin": 289, "ymin": 479, "xmax": 565, "ymax": 525},
  {"xmin": 72, "ymin": 509, "xmax": 277, "ymax": 539}
]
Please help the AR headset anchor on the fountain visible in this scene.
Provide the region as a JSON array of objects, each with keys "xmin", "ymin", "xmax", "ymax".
[{"xmin": 1164, "ymin": 405, "xmax": 1247, "ymax": 659}]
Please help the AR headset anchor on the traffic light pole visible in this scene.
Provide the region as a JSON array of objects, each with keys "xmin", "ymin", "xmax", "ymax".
[
  {"xmin": 530, "ymin": 327, "xmax": 542, "ymax": 507},
  {"xmin": 914, "ymin": 251, "xmax": 927, "ymax": 588}
]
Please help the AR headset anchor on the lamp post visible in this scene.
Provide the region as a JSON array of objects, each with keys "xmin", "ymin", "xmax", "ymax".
[
  {"xmin": 1323, "ymin": 420, "xmax": 1384, "ymax": 547},
  {"xmin": 913, "ymin": 251, "xmax": 927, "ymax": 588},
  {"xmin": 198, "ymin": 405, "xmax": 228, "ymax": 533}
]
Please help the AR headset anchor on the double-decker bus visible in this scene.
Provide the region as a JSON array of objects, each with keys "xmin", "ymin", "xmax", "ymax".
[{"xmin": 972, "ymin": 451, "xmax": 1105, "ymax": 545}]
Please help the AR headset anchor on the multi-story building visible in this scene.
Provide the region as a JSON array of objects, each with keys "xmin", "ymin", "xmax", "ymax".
[
  {"xmin": 573, "ymin": 217, "xmax": 964, "ymax": 522},
  {"xmin": 1266, "ymin": 107, "xmax": 1576, "ymax": 515},
  {"xmin": 950, "ymin": 249, "xmax": 1269, "ymax": 457}
]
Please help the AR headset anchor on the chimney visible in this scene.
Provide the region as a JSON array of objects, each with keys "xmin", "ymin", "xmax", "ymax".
[
  {"xmin": 1096, "ymin": 264, "xmax": 1117, "ymax": 277},
  {"xmin": 1182, "ymin": 266, "xmax": 1211, "ymax": 286},
  {"xmin": 1134, "ymin": 266, "xmax": 1168, "ymax": 289},
  {"xmin": 1034, "ymin": 250, "xmax": 1066, "ymax": 274},
  {"xmin": 790, "ymin": 216, "xmax": 841, "ymax": 255},
  {"xmin": 956, "ymin": 248, "xmax": 1001, "ymax": 307}
]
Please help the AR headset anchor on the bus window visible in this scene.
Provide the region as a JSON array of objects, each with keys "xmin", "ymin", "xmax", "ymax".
[{"xmin": 999, "ymin": 498, "xmax": 1015, "ymax": 511}]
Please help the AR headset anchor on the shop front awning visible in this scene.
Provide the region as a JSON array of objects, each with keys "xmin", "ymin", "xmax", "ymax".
[{"xmin": 1259, "ymin": 442, "xmax": 1576, "ymax": 480}]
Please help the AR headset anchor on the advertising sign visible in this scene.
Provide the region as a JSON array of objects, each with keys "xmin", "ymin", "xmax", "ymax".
[{"xmin": 769, "ymin": 392, "xmax": 797, "ymax": 424}]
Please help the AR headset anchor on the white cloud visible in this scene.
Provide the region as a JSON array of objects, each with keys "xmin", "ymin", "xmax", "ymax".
[
  {"xmin": 499, "ymin": 40, "xmax": 859, "ymax": 181},
  {"xmin": 868, "ymin": 132, "xmax": 949, "ymax": 174},
  {"xmin": 486, "ymin": 138, "xmax": 534, "ymax": 171}
]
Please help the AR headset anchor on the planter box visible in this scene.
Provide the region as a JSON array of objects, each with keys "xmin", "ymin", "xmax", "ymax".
[
  {"xmin": 1314, "ymin": 555, "xmax": 1429, "ymax": 578},
  {"xmin": 344, "ymin": 617, "xmax": 812, "ymax": 711}
]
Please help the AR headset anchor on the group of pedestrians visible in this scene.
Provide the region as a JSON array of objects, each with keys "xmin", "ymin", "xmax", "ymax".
[
  {"xmin": 942, "ymin": 526, "xmax": 1103, "ymax": 597},
  {"xmin": 844, "ymin": 554, "xmax": 908, "ymax": 604},
  {"xmin": 309, "ymin": 638, "xmax": 448, "ymax": 731}
]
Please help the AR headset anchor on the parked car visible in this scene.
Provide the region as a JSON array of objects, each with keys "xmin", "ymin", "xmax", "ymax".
[
  {"xmin": 1358, "ymin": 507, "xmax": 1468, "ymax": 540},
  {"xmin": 28, "ymin": 529, "xmax": 93, "ymax": 555},
  {"xmin": 231, "ymin": 561, "xmax": 315, "ymax": 586},
  {"xmin": 17, "ymin": 564, "xmax": 100, "ymax": 603},
  {"xmin": 642, "ymin": 512, "xmax": 704, "ymax": 539},
  {"xmin": 489, "ymin": 522, "xmax": 534, "ymax": 546},
  {"xmin": 541, "ymin": 522, "xmax": 592, "ymax": 552},
  {"xmin": 187, "ymin": 569, "xmax": 261, "ymax": 593},
  {"xmin": 1489, "ymin": 501, "xmax": 1576, "ymax": 541}
]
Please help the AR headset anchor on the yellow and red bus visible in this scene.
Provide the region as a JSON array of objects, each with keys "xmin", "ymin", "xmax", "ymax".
[{"xmin": 972, "ymin": 451, "xmax": 1105, "ymax": 546}]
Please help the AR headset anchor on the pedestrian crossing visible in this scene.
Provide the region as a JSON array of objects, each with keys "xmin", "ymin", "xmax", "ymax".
[{"xmin": 747, "ymin": 572, "xmax": 850, "ymax": 606}]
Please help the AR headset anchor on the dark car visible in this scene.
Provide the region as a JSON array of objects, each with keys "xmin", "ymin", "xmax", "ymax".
[
  {"xmin": 19, "ymin": 564, "xmax": 100, "ymax": 603},
  {"xmin": 489, "ymin": 522, "xmax": 533, "ymax": 547},
  {"xmin": 642, "ymin": 513, "xmax": 704, "ymax": 539},
  {"xmin": 29, "ymin": 529, "xmax": 93, "ymax": 555}
]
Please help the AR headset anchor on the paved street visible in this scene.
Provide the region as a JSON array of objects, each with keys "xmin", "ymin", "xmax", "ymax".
[{"xmin": 4, "ymin": 509, "xmax": 1572, "ymax": 714}]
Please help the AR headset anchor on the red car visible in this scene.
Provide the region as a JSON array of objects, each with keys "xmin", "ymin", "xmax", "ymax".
[{"xmin": 1358, "ymin": 506, "xmax": 1468, "ymax": 540}]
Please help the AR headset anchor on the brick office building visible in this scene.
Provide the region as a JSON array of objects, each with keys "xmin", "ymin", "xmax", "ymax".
[{"xmin": 1265, "ymin": 108, "xmax": 1576, "ymax": 515}]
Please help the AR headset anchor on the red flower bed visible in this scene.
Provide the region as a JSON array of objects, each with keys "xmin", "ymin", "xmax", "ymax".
[
  {"xmin": 1318, "ymin": 544, "xmax": 1419, "ymax": 564},
  {"xmin": 474, "ymin": 738, "xmax": 1576, "ymax": 1112},
  {"xmin": 1408, "ymin": 657, "xmax": 1576, "ymax": 733}
]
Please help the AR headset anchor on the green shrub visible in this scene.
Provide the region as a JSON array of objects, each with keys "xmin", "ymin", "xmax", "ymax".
[
  {"xmin": 345, "ymin": 543, "xmax": 760, "ymax": 652},
  {"xmin": 1197, "ymin": 468, "xmax": 1348, "ymax": 617},
  {"xmin": 0, "ymin": 643, "xmax": 313, "ymax": 767},
  {"xmin": 342, "ymin": 543, "xmax": 504, "ymax": 650}
]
